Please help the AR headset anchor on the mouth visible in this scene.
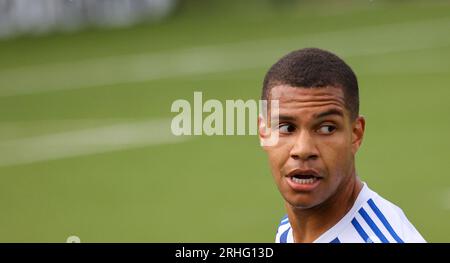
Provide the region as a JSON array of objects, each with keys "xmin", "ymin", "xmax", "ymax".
[
  {"xmin": 290, "ymin": 175, "xmax": 319, "ymax": 185},
  {"xmin": 285, "ymin": 169, "xmax": 323, "ymax": 191}
]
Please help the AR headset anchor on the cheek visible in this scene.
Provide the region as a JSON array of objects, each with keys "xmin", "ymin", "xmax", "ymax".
[
  {"xmin": 318, "ymin": 135, "xmax": 353, "ymax": 168},
  {"xmin": 265, "ymin": 144, "xmax": 291, "ymax": 173}
]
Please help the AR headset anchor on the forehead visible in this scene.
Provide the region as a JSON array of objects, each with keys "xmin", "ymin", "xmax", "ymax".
[{"xmin": 269, "ymin": 85, "xmax": 347, "ymax": 118}]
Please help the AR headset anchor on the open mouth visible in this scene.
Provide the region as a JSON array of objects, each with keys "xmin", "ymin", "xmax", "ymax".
[
  {"xmin": 286, "ymin": 169, "xmax": 323, "ymax": 190},
  {"xmin": 290, "ymin": 174, "xmax": 320, "ymax": 185}
]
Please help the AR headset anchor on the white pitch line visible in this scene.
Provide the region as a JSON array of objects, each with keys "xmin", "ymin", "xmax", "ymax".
[
  {"xmin": 0, "ymin": 118, "xmax": 137, "ymax": 140},
  {"xmin": 0, "ymin": 118, "xmax": 189, "ymax": 167},
  {"xmin": 0, "ymin": 17, "xmax": 449, "ymax": 97}
]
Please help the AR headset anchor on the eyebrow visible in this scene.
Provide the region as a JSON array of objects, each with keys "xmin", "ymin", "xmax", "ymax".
[
  {"xmin": 314, "ymin": 108, "xmax": 344, "ymax": 119},
  {"xmin": 277, "ymin": 115, "xmax": 297, "ymax": 122},
  {"xmin": 275, "ymin": 109, "xmax": 343, "ymax": 122}
]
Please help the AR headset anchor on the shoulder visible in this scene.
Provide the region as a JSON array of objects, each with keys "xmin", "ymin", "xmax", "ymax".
[
  {"xmin": 357, "ymin": 187, "xmax": 426, "ymax": 243},
  {"xmin": 275, "ymin": 215, "xmax": 292, "ymax": 243}
]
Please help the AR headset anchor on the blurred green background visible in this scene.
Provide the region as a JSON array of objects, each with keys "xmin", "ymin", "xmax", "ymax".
[{"xmin": 0, "ymin": 0, "xmax": 449, "ymax": 242}]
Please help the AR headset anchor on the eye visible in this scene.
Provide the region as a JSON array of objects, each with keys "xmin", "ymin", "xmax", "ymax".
[
  {"xmin": 317, "ymin": 125, "xmax": 336, "ymax": 135},
  {"xmin": 278, "ymin": 123, "xmax": 296, "ymax": 134}
]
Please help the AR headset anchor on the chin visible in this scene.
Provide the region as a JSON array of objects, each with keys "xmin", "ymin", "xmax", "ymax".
[{"xmin": 285, "ymin": 194, "xmax": 322, "ymax": 210}]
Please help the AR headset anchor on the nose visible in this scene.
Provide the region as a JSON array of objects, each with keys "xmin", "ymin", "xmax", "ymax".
[{"xmin": 290, "ymin": 130, "xmax": 319, "ymax": 161}]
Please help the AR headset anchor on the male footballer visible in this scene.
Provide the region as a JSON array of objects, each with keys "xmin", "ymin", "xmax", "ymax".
[{"xmin": 259, "ymin": 48, "xmax": 425, "ymax": 243}]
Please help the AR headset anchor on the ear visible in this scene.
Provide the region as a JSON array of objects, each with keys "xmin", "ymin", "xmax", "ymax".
[
  {"xmin": 351, "ymin": 115, "xmax": 366, "ymax": 155},
  {"xmin": 258, "ymin": 114, "xmax": 270, "ymax": 148}
]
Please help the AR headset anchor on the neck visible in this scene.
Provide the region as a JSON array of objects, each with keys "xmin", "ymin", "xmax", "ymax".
[{"xmin": 287, "ymin": 171, "xmax": 363, "ymax": 243}]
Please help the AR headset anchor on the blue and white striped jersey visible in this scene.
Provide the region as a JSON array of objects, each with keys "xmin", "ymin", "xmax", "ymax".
[{"xmin": 275, "ymin": 183, "xmax": 426, "ymax": 243}]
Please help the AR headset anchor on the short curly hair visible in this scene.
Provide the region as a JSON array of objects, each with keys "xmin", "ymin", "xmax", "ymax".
[{"xmin": 262, "ymin": 48, "xmax": 359, "ymax": 119}]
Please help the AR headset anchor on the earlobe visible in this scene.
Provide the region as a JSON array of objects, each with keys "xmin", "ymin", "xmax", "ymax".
[
  {"xmin": 258, "ymin": 115, "xmax": 268, "ymax": 138},
  {"xmin": 352, "ymin": 116, "xmax": 366, "ymax": 154},
  {"xmin": 258, "ymin": 115, "xmax": 271, "ymax": 148}
]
